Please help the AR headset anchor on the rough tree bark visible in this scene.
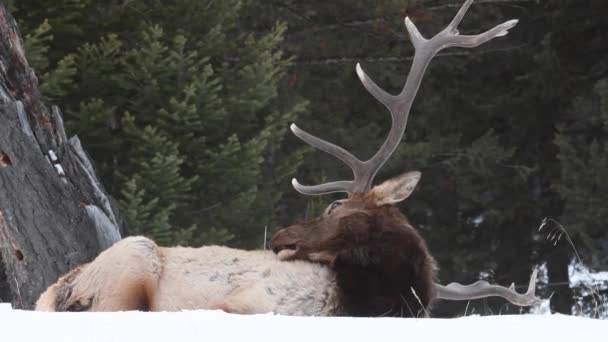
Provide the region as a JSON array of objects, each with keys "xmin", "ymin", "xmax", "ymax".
[{"xmin": 0, "ymin": 5, "xmax": 123, "ymax": 309}]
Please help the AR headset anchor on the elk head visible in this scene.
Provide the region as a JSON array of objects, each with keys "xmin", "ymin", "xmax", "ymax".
[
  {"xmin": 271, "ymin": 0, "xmax": 540, "ymax": 314},
  {"xmin": 271, "ymin": 171, "xmax": 422, "ymax": 266}
]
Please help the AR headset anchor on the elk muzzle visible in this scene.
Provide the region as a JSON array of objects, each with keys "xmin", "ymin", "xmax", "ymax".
[{"xmin": 270, "ymin": 227, "xmax": 301, "ymax": 260}]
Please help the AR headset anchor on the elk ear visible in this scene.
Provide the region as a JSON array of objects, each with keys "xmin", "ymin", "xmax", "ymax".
[{"xmin": 370, "ymin": 171, "xmax": 421, "ymax": 206}]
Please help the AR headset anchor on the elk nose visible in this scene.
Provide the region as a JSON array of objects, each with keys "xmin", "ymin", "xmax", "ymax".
[
  {"xmin": 270, "ymin": 230, "xmax": 285, "ymax": 254},
  {"xmin": 270, "ymin": 229, "xmax": 297, "ymax": 254}
]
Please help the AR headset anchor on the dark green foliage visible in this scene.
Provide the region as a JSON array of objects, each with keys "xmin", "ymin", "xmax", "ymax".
[
  {"xmin": 554, "ymin": 78, "xmax": 608, "ymax": 267},
  {"xmin": 14, "ymin": 0, "xmax": 307, "ymax": 246}
]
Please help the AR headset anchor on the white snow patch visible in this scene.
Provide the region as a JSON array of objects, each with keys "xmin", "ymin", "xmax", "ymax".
[
  {"xmin": 472, "ymin": 214, "xmax": 484, "ymax": 227},
  {"xmin": 530, "ymin": 296, "xmax": 553, "ymax": 315},
  {"xmin": 570, "ymin": 263, "xmax": 608, "ymax": 288},
  {"xmin": 54, "ymin": 163, "xmax": 65, "ymax": 176},
  {"xmin": 0, "ymin": 304, "xmax": 605, "ymax": 342},
  {"xmin": 48, "ymin": 149, "xmax": 58, "ymax": 162}
]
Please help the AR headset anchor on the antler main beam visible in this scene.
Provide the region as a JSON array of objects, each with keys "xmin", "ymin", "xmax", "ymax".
[
  {"xmin": 291, "ymin": 0, "xmax": 518, "ymax": 195},
  {"xmin": 434, "ymin": 270, "xmax": 542, "ymax": 306}
]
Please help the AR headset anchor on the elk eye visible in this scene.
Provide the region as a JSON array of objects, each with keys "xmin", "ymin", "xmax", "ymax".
[{"xmin": 327, "ymin": 201, "xmax": 343, "ymax": 215}]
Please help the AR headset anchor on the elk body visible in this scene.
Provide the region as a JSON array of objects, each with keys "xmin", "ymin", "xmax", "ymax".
[{"xmin": 36, "ymin": 0, "xmax": 540, "ymax": 316}]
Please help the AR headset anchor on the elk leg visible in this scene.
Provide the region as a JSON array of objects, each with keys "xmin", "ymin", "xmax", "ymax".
[{"xmin": 36, "ymin": 236, "xmax": 163, "ymax": 312}]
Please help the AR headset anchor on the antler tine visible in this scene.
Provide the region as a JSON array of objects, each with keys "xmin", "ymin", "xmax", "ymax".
[
  {"xmin": 290, "ymin": 123, "xmax": 363, "ymax": 194},
  {"xmin": 448, "ymin": 0, "xmax": 474, "ymax": 32},
  {"xmin": 291, "ymin": 0, "xmax": 518, "ymax": 195},
  {"xmin": 291, "ymin": 179, "xmax": 355, "ymax": 196},
  {"xmin": 355, "ymin": 63, "xmax": 396, "ymax": 109},
  {"xmin": 290, "ymin": 124, "xmax": 361, "ymax": 174},
  {"xmin": 434, "ymin": 270, "xmax": 542, "ymax": 306}
]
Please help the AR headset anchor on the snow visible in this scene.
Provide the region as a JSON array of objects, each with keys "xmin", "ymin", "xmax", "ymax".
[
  {"xmin": 570, "ymin": 263, "xmax": 608, "ymax": 288},
  {"xmin": 1, "ymin": 304, "xmax": 605, "ymax": 342}
]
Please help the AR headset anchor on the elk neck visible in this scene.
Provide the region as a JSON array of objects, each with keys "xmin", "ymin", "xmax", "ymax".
[{"xmin": 331, "ymin": 206, "xmax": 437, "ymax": 317}]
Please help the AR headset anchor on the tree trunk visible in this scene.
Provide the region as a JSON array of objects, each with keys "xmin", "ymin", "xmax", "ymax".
[
  {"xmin": 0, "ymin": 258, "xmax": 9, "ymax": 302},
  {"xmin": 546, "ymin": 247, "xmax": 574, "ymax": 315},
  {"xmin": 0, "ymin": 5, "xmax": 123, "ymax": 309}
]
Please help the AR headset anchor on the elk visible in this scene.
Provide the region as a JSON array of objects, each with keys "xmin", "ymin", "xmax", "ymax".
[{"xmin": 36, "ymin": 0, "xmax": 540, "ymax": 316}]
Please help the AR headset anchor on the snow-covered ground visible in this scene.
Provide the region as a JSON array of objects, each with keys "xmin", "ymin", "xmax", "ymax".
[
  {"xmin": 570, "ymin": 263, "xmax": 608, "ymax": 287},
  {"xmin": 1, "ymin": 304, "xmax": 605, "ymax": 342}
]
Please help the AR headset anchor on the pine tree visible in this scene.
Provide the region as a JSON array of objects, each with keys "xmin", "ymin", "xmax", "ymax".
[
  {"xmin": 13, "ymin": 0, "xmax": 308, "ymax": 246},
  {"xmin": 549, "ymin": 0, "xmax": 608, "ymax": 317},
  {"xmin": 555, "ymin": 80, "xmax": 608, "ymax": 266}
]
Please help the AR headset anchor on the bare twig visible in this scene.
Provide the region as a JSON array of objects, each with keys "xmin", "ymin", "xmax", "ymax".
[
  {"xmin": 294, "ymin": 44, "xmax": 527, "ymax": 66},
  {"xmin": 539, "ymin": 218, "xmax": 608, "ymax": 318},
  {"xmin": 12, "ymin": 275, "xmax": 22, "ymax": 307},
  {"xmin": 411, "ymin": 287, "xmax": 430, "ymax": 318},
  {"xmin": 263, "ymin": 225, "xmax": 268, "ymax": 250}
]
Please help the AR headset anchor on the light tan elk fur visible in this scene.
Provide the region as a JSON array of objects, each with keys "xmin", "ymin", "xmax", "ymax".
[
  {"xmin": 37, "ymin": 236, "xmax": 339, "ymax": 315},
  {"xmin": 36, "ymin": 0, "xmax": 540, "ymax": 316}
]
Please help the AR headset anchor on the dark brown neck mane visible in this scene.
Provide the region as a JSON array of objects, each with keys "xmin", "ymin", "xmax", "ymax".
[{"xmin": 332, "ymin": 206, "xmax": 437, "ymax": 317}]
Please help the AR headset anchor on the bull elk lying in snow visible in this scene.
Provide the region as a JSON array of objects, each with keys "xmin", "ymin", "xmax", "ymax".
[{"xmin": 36, "ymin": 0, "xmax": 541, "ymax": 316}]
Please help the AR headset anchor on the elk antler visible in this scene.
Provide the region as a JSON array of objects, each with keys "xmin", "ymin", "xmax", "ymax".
[
  {"xmin": 291, "ymin": 0, "xmax": 518, "ymax": 195},
  {"xmin": 434, "ymin": 270, "xmax": 542, "ymax": 306}
]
